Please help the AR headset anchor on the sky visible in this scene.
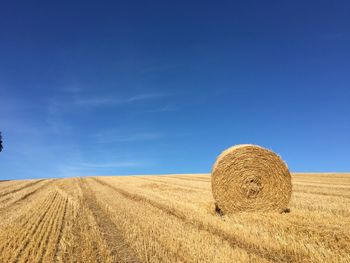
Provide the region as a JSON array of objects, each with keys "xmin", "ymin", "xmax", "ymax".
[{"xmin": 0, "ymin": 1, "xmax": 349, "ymax": 179}]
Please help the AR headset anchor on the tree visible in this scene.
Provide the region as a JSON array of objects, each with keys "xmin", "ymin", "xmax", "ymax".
[{"xmin": 0, "ymin": 132, "xmax": 3, "ymax": 152}]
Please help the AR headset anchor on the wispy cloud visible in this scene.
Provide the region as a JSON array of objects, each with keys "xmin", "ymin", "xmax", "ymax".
[
  {"xmin": 49, "ymin": 91, "xmax": 169, "ymax": 110},
  {"xmin": 146, "ymin": 104, "xmax": 179, "ymax": 113},
  {"xmin": 78, "ymin": 161, "xmax": 146, "ymax": 168},
  {"xmin": 56, "ymin": 159, "xmax": 152, "ymax": 177},
  {"xmin": 139, "ymin": 62, "xmax": 180, "ymax": 74},
  {"xmin": 126, "ymin": 93, "xmax": 167, "ymax": 103},
  {"xmin": 75, "ymin": 97, "xmax": 118, "ymax": 106},
  {"xmin": 59, "ymin": 85, "xmax": 82, "ymax": 94},
  {"xmin": 74, "ymin": 93, "xmax": 168, "ymax": 106},
  {"xmin": 93, "ymin": 130, "xmax": 163, "ymax": 144},
  {"xmin": 322, "ymin": 32, "xmax": 349, "ymax": 40}
]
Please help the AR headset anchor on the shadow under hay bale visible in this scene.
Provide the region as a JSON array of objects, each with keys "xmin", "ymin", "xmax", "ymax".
[
  {"xmin": 211, "ymin": 144, "xmax": 292, "ymax": 214},
  {"xmin": 215, "ymin": 203, "xmax": 224, "ymax": 216},
  {"xmin": 280, "ymin": 208, "xmax": 291, "ymax": 214}
]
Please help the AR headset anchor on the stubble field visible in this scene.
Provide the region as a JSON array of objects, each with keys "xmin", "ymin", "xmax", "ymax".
[{"xmin": 0, "ymin": 173, "xmax": 349, "ymax": 263}]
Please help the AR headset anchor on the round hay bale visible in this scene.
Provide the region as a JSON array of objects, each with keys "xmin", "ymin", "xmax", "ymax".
[{"xmin": 211, "ymin": 144, "xmax": 292, "ymax": 214}]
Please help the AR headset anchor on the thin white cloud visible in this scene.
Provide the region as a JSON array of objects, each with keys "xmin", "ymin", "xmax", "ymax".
[
  {"xmin": 56, "ymin": 92, "xmax": 169, "ymax": 108},
  {"xmin": 146, "ymin": 104, "xmax": 179, "ymax": 113},
  {"xmin": 56, "ymin": 159, "xmax": 152, "ymax": 177},
  {"xmin": 126, "ymin": 93, "xmax": 167, "ymax": 103},
  {"xmin": 60, "ymin": 85, "xmax": 82, "ymax": 94},
  {"xmin": 78, "ymin": 161, "xmax": 146, "ymax": 168},
  {"xmin": 93, "ymin": 131, "xmax": 163, "ymax": 143},
  {"xmin": 75, "ymin": 97, "xmax": 118, "ymax": 106},
  {"xmin": 69, "ymin": 93, "xmax": 169, "ymax": 107}
]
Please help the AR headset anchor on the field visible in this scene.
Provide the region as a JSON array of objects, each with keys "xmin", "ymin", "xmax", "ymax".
[{"xmin": 0, "ymin": 173, "xmax": 349, "ymax": 263}]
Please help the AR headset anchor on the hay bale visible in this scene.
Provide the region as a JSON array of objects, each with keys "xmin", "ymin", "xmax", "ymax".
[{"xmin": 211, "ymin": 144, "xmax": 292, "ymax": 214}]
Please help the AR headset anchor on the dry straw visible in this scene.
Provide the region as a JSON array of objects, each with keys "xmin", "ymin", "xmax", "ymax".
[{"xmin": 211, "ymin": 144, "xmax": 292, "ymax": 214}]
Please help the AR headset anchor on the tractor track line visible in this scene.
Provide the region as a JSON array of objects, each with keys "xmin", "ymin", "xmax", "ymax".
[
  {"xmin": 9, "ymin": 193, "xmax": 58, "ymax": 262},
  {"xmin": 155, "ymin": 175, "xmax": 210, "ymax": 183},
  {"xmin": 20, "ymin": 194, "xmax": 62, "ymax": 262},
  {"xmin": 36, "ymin": 195, "xmax": 67, "ymax": 263},
  {"xmin": 80, "ymin": 178, "xmax": 140, "ymax": 263},
  {"xmin": 0, "ymin": 192, "xmax": 56, "ymax": 257},
  {"xmin": 136, "ymin": 177, "xmax": 209, "ymax": 192},
  {"xmin": 0, "ymin": 180, "xmax": 55, "ymax": 214},
  {"xmin": 52, "ymin": 197, "xmax": 68, "ymax": 262},
  {"xmin": 0, "ymin": 180, "xmax": 45, "ymax": 199}
]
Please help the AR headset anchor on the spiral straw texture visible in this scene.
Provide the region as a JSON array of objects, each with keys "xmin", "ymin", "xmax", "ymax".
[{"xmin": 211, "ymin": 144, "xmax": 292, "ymax": 214}]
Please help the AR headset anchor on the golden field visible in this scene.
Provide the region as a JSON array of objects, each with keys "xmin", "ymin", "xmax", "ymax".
[{"xmin": 0, "ymin": 173, "xmax": 349, "ymax": 263}]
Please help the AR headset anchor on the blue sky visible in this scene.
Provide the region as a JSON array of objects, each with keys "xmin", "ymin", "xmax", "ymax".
[{"xmin": 1, "ymin": 1, "xmax": 349, "ymax": 179}]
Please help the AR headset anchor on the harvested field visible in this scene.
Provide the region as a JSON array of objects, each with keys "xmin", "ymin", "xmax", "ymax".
[{"xmin": 0, "ymin": 173, "xmax": 349, "ymax": 262}]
